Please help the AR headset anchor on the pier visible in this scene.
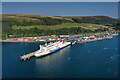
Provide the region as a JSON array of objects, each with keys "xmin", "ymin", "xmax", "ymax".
[{"xmin": 20, "ymin": 52, "xmax": 35, "ymax": 61}]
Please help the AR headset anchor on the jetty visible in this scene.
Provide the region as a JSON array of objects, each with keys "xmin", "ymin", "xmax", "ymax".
[{"xmin": 20, "ymin": 52, "xmax": 35, "ymax": 61}]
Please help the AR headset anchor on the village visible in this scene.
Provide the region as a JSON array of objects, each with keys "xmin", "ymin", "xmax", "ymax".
[{"xmin": 3, "ymin": 31, "xmax": 118, "ymax": 43}]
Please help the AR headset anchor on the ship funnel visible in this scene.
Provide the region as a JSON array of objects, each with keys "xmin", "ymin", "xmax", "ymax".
[{"xmin": 59, "ymin": 39, "xmax": 64, "ymax": 42}]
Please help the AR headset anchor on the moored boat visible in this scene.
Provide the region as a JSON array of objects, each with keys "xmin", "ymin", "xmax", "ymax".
[{"xmin": 34, "ymin": 39, "xmax": 72, "ymax": 58}]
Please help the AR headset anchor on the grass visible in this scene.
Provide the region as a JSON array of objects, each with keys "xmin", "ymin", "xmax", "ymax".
[
  {"xmin": 13, "ymin": 23, "xmax": 112, "ymax": 31},
  {"xmin": 2, "ymin": 14, "xmax": 73, "ymax": 22}
]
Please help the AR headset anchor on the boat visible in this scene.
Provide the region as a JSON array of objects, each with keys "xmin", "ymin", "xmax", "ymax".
[{"xmin": 34, "ymin": 39, "xmax": 72, "ymax": 58}]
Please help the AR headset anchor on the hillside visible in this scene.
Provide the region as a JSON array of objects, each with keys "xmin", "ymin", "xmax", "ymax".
[
  {"xmin": 2, "ymin": 14, "xmax": 75, "ymax": 26},
  {"xmin": 66, "ymin": 16, "xmax": 118, "ymax": 25},
  {"xmin": 2, "ymin": 14, "xmax": 118, "ymax": 26},
  {"xmin": 2, "ymin": 14, "xmax": 119, "ymax": 39}
]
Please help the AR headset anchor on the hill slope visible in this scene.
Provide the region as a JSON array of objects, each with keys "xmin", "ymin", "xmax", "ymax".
[
  {"xmin": 1, "ymin": 14, "xmax": 119, "ymax": 39},
  {"xmin": 2, "ymin": 14, "xmax": 75, "ymax": 26}
]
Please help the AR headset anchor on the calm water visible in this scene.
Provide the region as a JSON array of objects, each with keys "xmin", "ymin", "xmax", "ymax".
[{"xmin": 2, "ymin": 36, "xmax": 118, "ymax": 78}]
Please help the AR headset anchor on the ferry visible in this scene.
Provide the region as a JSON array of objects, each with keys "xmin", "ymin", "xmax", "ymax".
[{"xmin": 34, "ymin": 39, "xmax": 72, "ymax": 58}]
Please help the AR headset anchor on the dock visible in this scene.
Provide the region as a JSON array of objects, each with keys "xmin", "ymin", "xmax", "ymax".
[{"xmin": 20, "ymin": 52, "xmax": 35, "ymax": 61}]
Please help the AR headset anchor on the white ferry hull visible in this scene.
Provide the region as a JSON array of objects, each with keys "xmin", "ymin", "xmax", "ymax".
[{"xmin": 34, "ymin": 42, "xmax": 71, "ymax": 58}]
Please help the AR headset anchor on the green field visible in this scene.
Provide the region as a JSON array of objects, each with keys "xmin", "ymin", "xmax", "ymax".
[{"xmin": 13, "ymin": 23, "xmax": 112, "ymax": 31}]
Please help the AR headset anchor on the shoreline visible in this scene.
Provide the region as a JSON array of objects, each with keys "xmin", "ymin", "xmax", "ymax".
[
  {"xmin": 1, "ymin": 33, "xmax": 118, "ymax": 43},
  {"xmin": 77, "ymin": 33, "xmax": 118, "ymax": 43},
  {"xmin": 1, "ymin": 40, "xmax": 59, "ymax": 43}
]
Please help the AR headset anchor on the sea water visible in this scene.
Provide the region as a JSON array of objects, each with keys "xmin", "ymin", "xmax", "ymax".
[{"xmin": 2, "ymin": 35, "xmax": 118, "ymax": 78}]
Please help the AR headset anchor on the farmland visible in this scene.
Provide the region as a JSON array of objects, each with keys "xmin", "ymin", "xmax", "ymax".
[{"xmin": 13, "ymin": 23, "xmax": 113, "ymax": 31}]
